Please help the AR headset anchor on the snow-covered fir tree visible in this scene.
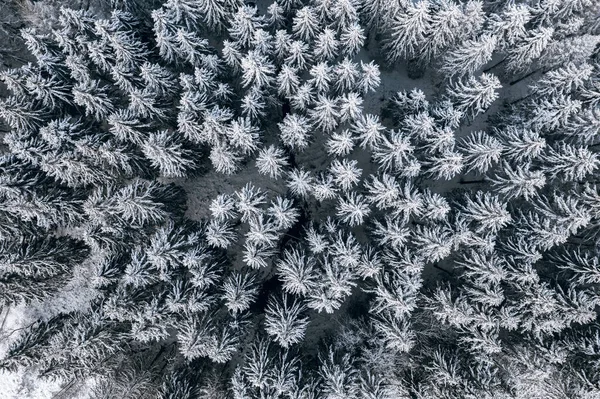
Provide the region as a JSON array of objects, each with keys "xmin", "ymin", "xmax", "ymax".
[{"xmin": 1, "ymin": 0, "xmax": 600, "ymax": 397}]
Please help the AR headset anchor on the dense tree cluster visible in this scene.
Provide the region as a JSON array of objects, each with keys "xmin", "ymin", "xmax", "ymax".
[{"xmin": 0, "ymin": 0, "xmax": 599, "ymax": 398}]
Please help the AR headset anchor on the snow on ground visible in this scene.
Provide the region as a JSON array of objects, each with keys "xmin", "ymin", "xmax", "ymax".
[
  {"xmin": 0, "ymin": 255, "xmax": 102, "ymax": 399},
  {"xmin": 0, "ymin": 369, "xmax": 63, "ymax": 399},
  {"xmin": 0, "ymin": 305, "xmax": 62, "ymax": 399}
]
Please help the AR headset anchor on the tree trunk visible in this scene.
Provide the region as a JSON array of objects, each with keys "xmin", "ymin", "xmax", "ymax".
[
  {"xmin": 508, "ymin": 93, "xmax": 533, "ymax": 106},
  {"xmin": 433, "ymin": 262, "xmax": 452, "ymax": 276},
  {"xmin": 51, "ymin": 378, "xmax": 78, "ymax": 399},
  {"xmin": 509, "ymin": 69, "xmax": 538, "ymax": 85},
  {"xmin": 459, "ymin": 178, "xmax": 486, "ymax": 185},
  {"xmin": 0, "ymin": 306, "xmax": 9, "ymax": 331},
  {"xmin": 509, "ymin": 66, "xmax": 553, "ymax": 86},
  {"xmin": 483, "ymin": 57, "xmax": 507, "ymax": 73}
]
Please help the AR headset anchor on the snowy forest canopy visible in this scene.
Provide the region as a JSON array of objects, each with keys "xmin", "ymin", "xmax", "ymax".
[{"xmin": 0, "ymin": 0, "xmax": 599, "ymax": 398}]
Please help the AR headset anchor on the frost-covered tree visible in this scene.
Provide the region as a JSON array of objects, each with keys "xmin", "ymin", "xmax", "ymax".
[
  {"xmin": 353, "ymin": 113, "xmax": 385, "ymax": 149},
  {"xmin": 565, "ymin": 107, "xmax": 600, "ymax": 145},
  {"xmin": 291, "ymin": 82, "xmax": 315, "ymax": 111},
  {"xmin": 278, "ymin": 114, "xmax": 311, "ymax": 151},
  {"xmin": 528, "ymin": 94, "xmax": 582, "ymax": 132},
  {"xmin": 505, "ymin": 27, "xmax": 554, "ymax": 73},
  {"xmin": 210, "ymin": 194, "xmax": 237, "ymax": 221},
  {"xmin": 210, "ymin": 143, "xmax": 242, "ymax": 175},
  {"xmin": 83, "ymin": 179, "xmax": 173, "ymax": 230},
  {"xmin": 318, "ymin": 349, "xmax": 360, "ymax": 398},
  {"xmin": 340, "ymin": 23, "xmax": 365, "ymax": 57},
  {"xmin": 334, "ymin": 58, "xmax": 360, "ymax": 93},
  {"xmin": 421, "ymin": 190, "xmax": 451, "ymax": 222},
  {"xmin": 427, "ymin": 150, "xmax": 464, "ymax": 180},
  {"xmin": 402, "ymin": 111, "xmax": 436, "ymax": 139},
  {"xmin": 72, "ymin": 80, "xmax": 114, "ymax": 120},
  {"xmin": 412, "ymin": 224, "xmax": 454, "ymax": 262},
  {"xmin": 373, "ymin": 130, "xmax": 414, "ymax": 173},
  {"xmin": 446, "ymin": 73, "xmax": 501, "ymax": 118},
  {"xmin": 256, "ymin": 145, "xmax": 289, "ymax": 179},
  {"xmin": 142, "ymin": 130, "xmax": 195, "ymax": 178},
  {"xmin": 286, "ymin": 168, "xmax": 313, "ymax": 198},
  {"xmin": 236, "ymin": 183, "xmax": 267, "ymax": 223},
  {"xmin": 530, "ymin": 62, "xmax": 593, "ymax": 97},
  {"xmin": 327, "ymin": 129, "xmax": 356, "ymax": 157},
  {"xmin": 222, "ymin": 271, "xmax": 259, "ymax": 314},
  {"xmin": 330, "ymin": 159, "xmax": 362, "ymax": 191},
  {"xmin": 337, "ymin": 192, "xmax": 371, "ymax": 226},
  {"xmin": 371, "ymin": 216, "xmax": 410, "ymax": 250},
  {"xmin": 266, "ymin": 3, "xmax": 285, "ymax": 28},
  {"xmin": 264, "ymin": 293, "xmax": 309, "ymax": 348},
  {"xmin": 276, "ymin": 248, "xmax": 318, "ymax": 296},
  {"xmin": 241, "ymin": 87, "xmax": 268, "ymax": 121},
  {"xmin": 544, "ymin": 143, "xmax": 599, "ymax": 182},
  {"xmin": 440, "ymin": 34, "xmax": 496, "ymax": 77},
  {"xmin": 309, "ymin": 62, "xmax": 332, "ymax": 94},
  {"xmin": 460, "ymin": 131, "xmax": 503, "ymax": 173},
  {"xmin": 364, "ymin": 173, "xmax": 400, "ymax": 211},
  {"xmin": 338, "ymin": 92, "xmax": 364, "ymax": 123},
  {"xmin": 384, "ymin": 0, "xmax": 432, "ymax": 62},
  {"xmin": 246, "ymin": 213, "xmax": 279, "ymax": 248},
  {"xmin": 458, "ymin": 192, "xmax": 512, "ymax": 233},
  {"xmin": 276, "ymin": 64, "xmax": 300, "ymax": 98},
  {"xmin": 420, "ymin": 0, "xmax": 473, "ymax": 63},
  {"xmin": 312, "ymin": 173, "xmax": 338, "ymax": 202},
  {"xmin": 228, "ymin": 117, "xmax": 260, "ymax": 155},
  {"xmin": 229, "ymin": 5, "xmax": 266, "ymax": 49},
  {"xmin": 268, "ymin": 196, "xmax": 299, "ymax": 230},
  {"xmin": 309, "ymin": 95, "xmax": 339, "ymax": 132},
  {"xmin": 359, "ymin": 61, "xmax": 381, "ymax": 94},
  {"xmin": 241, "ymin": 50, "xmax": 275, "ymax": 89},
  {"xmin": 292, "ymin": 6, "xmax": 319, "ymax": 41},
  {"xmin": 362, "ymin": 0, "xmax": 394, "ymax": 32},
  {"xmin": 4, "ymin": 1, "xmax": 600, "ymax": 397},
  {"xmin": 539, "ymin": 34, "xmax": 600, "ymax": 71},
  {"xmin": 490, "ymin": 162, "xmax": 546, "ymax": 200},
  {"xmin": 313, "ymin": 28, "xmax": 339, "ymax": 61},
  {"xmin": 498, "ymin": 127, "xmax": 546, "ymax": 162},
  {"xmin": 0, "ymin": 236, "xmax": 87, "ymax": 305},
  {"xmin": 206, "ymin": 219, "xmax": 236, "ymax": 249},
  {"xmin": 286, "ymin": 40, "xmax": 312, "ymax": 70},
  {"xmin": 488, "ymin": 2, "xmax": 531, "ymax": 49}
]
